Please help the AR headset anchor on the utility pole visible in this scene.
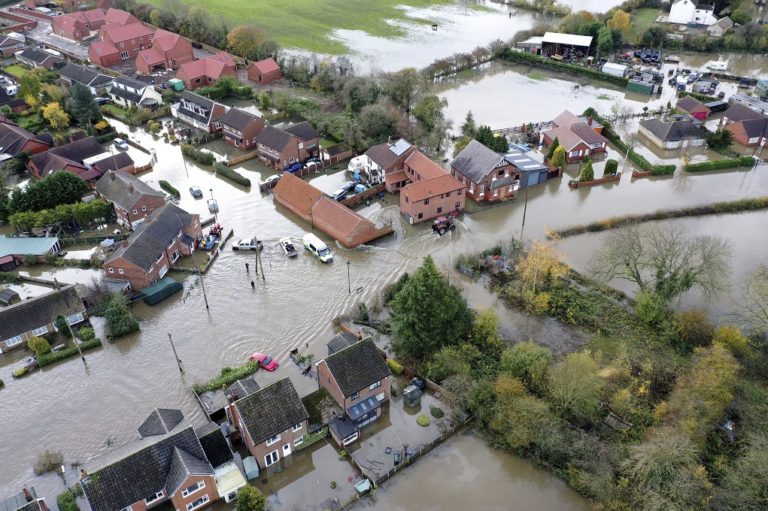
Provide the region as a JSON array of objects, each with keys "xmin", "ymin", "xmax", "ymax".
[
  {"xmin": 346, "ymin": 260, "xmax": 351, "ymax": 294},
  {"xmin": 67, "ymin": 316, "xmax": 86, "ymax": 366},
  {"xmin": 198, "ymin": 270, "xmax": 209, "ymax": 310},
  {"xmin": 519, "ymin": 186, "xmax": 529, "ymax": 243},
  {"xmin": 210, "ymin": 188, "xmax": 218, "ymax": 224},
  {"xmin": 256, "ymin": 236, "xmax": 265, "ymax": 282},
  {"xmin": 180, "ymin": 146, "xmax": 189, "ymax": 177},
  {"xmin": 167, "ymin": 333, "xmax": 184, "ymax": 374}
]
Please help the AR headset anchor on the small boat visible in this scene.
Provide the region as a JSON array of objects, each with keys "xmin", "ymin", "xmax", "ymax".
[
  {"xmin": 706, "ymin": 61, "xmax": 728, "ymax": 72},
  {"xmin": 207, "ymin": 199, "xmax": 219, "ymax": 213},
  {"xmin": 664, "ymin": 55, "xmax": 680, "ymax": 63},
  {"xmin": 200, "ymin": 224, "xmax": 222, "ymax": 250},
  {"xmin": 280, "ymin": 237, "xmax": 298, "ymax": 258}
]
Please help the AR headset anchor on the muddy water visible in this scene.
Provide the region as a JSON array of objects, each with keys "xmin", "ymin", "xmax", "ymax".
[{"xmin": 352, "ymin": 431, "xmax": 594, "ymax": 511}]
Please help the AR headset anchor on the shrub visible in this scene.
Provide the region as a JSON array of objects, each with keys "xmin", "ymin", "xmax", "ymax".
[
  {"xmin": 192, "ymin": 360, "xmax": 260, "ymax": 393},
  {"xmin": 23, "ymin": 254, "xmax": 38, "ymax": 265},
  {"xmin": 159, "ymin": 180, "xmax": 180, "ymax": 198},
  {"xmin": 181, "ymin": 144, "xmax": 215, "ymax": 166},
  {"xmin": 104, "ymin": 293, "xmax": 140, "ymax": 339},
  {"xmin": 430, "ymin": 406, "xmax": 445, "ymax": 418},
  {"xmin": 34, "ymin": 449, "xmax": 63, "ymax": 475},
  {"xmin": 685, "ymin": 157, "xmax": 754, "ymax": 172},
  {"xmin": 416, "ymin": 415, "xmax": 431, "ymax": 427},
  {"xmin": 383, "ymin": 272, "xmax": 410, "ymax": 304},
  {"xmin": 676, "ymin": 309, "xmax": 714, "ymax": 348},
  {"xmin": 13, "ymin": 367, "xmax": 28, "ymax": 378},
  {"xmin": 604, "ymin": 159, "xmax": 619, "ymax": 177},
  {"xmin": 634, "ymin": 289, "xmax": 668, "ymax": 326},
  {"xmin": 213, "ymin": 162, "xmax": 251, "ymax": 187},
  {"xmin": 27, "ymin": 336, "xmax": 51, "ymax": 356},
  {"xmin": 37, "ymin": 337, "xmax": 102, "ymax": 367},
  {"xmin": 712, "ymin": 325, "xmax": 749, "ymax": 356},
  {"xmin": 77, "ymin": 327, "xmax": 96, "ymax": 341},
  {"xmin": 57, "ymin": 489, "xmax": 80, "ymax": 511},
  {"xmin": 330, "ymin": 481, "xmax": 337, "ymax": 489},
  {"xmin": 387, "ymin": 358, "xmax": 404, "ymax": 375}
]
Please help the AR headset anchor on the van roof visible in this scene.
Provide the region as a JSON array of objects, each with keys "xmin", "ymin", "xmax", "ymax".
[{"xmin": 303, "ymin": 232, "xmax": 327, "ymax": 247}]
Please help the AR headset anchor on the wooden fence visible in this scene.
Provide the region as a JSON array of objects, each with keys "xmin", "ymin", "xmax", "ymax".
[
  {"xmin": 341, "ymin": 183, "xmax": 385, "ymax": 208},
  {"xmin": 60, "ymin": 233, "xmax": 128, "ymax": 247},
  {"xmin": 225, "ymin": 151, "xmax": 259, "ymax": 167}
]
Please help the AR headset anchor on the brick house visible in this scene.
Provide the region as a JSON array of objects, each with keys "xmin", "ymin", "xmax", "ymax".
[
  {"xmin": 247, "ymin": 58, "xmax": 281, "ymax": 85},
  {"xmin": 219, "ymin": 108, "xmax": 265, "ymax": 150},
  {"xmin": 362, "ymin": 139, "xmax": 416, "ymax": 192},
  {"xmin": 0, "ymin": 285, "xmax": 86, "ymax": 354},
  {"xmin": 52, "ymin": 8, "xmax": 106, "ymax": 41},
  {"xmin": 0, "ymin": 487, "xmax": 48, "ymax": 511},
  {"xmin": 317, "ymin": 339, "xmax": 392, "ymax": 446},
  {"xmin": 0, "ymin": 33, "xmax": 25, "ymax": 57},
  {"xmin": 109, "ymin": 76, "xmax": 163, "ymax": 109},
  {"xmin": 89, "ymin": 22, "xmax": 154, "ymax": 67},
  {"xmin": 80, "ymin": 409, "xmax": 219, "ymax": 511},
  {"xmin": 400, "ymin": 151, "xmax": 466, "ymax": 224},
  {"xmin": 102, "ymin": 204, "xmax": 202, "ymax": 290},
  {"xmin": 638, "ymin": 116, "xmax": 708, "ymax": 150},
  {"xmin": 228, "ymin": 378, "xmax": 309, "ymax": 470},
  {"xmin": 676, "ymin": 96, "xmax": 711, "ymax": 120},
  {"xmin": 254, "ymin": 126, "xmax": 300, "ymax": 170},
  {"xmin": 176, "ymin": 54, "xmax": 237, "ymax": 90},
  {"xmin": 136, "ymin": 29, "xmax": 195, "ymax": 74},
  {"xmin": 0, "ymin": 118, "xmax": 52, "ymax": 158},
  {"xmin": 285, "ymin": 121, "xmax": 319, "ymax": 161},
  {"xmin": 172, "ymin": 91, "xmax": 229, "ymax": 133},
  {"xmin": 541, "ymin": 110, "xmax": 608, "ymax": 162},
  {"xmin": 103, "ymin": 7, "xmax": 139, "ymax": 26},
  {"xmin": 14, "ymin": 47, "xmax": 65, "ymax": 70},
  {"xmin": 95, "ymin": 171, "xmax": 166, "ymax": 229},
  {"xmin": 451, "ymin": 140, "xmax": 521, "ymax": 203},
  {"xmin": 720, "ymin": 103, "xmax": 768, "ymax": 147},
  {"xmin": 28, "ymin": 136, "xmax": 131, "ymax": 182},
  {"xmin": 58, "ymin": 62, "xmax": 113, "ymax": 95}
]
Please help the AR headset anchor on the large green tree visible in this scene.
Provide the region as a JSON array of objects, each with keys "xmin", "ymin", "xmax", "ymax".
[
  {"xmin": 547, "ymin": 351, "xmax": 603, "ymax": 424},
  {"xmin": 236, "ymin": 486, "xmax": 267, "ymax": 511},
  {"xmin": 383, "ymin": 68, "xmax": 422, "ymax": 113},
  {"xmin": 66, "ymin": 83, "xmax": 101, "ymax": 126},
  {"xmin": 413, "ymin": 94, "xmax": 448, "ymax": 131},
  {"xmin": 500, "ymin": 341, "xmax": 552, "ymax": 394},
  {"xmin": 8, "ymin": 172, "xmax": 88, "ymax": 214},
  {"xmin": 391, "ymin": 256, "xmax": 473, "ymax": 361}
]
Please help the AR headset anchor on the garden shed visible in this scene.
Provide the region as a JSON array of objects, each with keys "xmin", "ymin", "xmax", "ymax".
[
  {"xmin": 141, "ymin": 277, "xmax": 183, "ymax": 305},
  {"xmin": 0, "ymin": 288, "xmax": 20, "ymax": 306}
]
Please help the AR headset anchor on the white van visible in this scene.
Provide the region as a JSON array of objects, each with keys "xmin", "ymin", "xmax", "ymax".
[{"xmin": 303, "ymin": 233, "xmax": 333, "ymax": 263}]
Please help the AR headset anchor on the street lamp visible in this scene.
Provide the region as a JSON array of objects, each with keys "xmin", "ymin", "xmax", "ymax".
[{"xmin": 347, "ymin": 260, "xmax": 351, "ymax": 295}]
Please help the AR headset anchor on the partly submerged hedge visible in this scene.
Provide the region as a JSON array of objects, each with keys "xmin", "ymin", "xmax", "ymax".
[
  {"xmin": 504, "ymin": 50, "xmax": 629, "ymax": 87},
  {"xmin": 182, "ymin": 144, "xmax": 216, "ymax": 166},
  {"xmin": 685, "ymin": 156, "xmax": 755, "ymax": 172},
  {"xmin": 213, "ymin": 162, "xmax": 251, "ymax": 187},
  {"xmin": 37, "ymin": 338, "xmax": 102, "ymax": 367},
  {"xmin": 159, "ymin": 180, "xmax": 180, "ymax": 198},
  {"xmin": 193, "ymin": 361, "xmax": 260, "ymax": 394}
]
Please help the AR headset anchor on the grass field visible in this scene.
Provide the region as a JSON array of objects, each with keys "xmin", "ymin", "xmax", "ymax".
[
  {"xmin": 629, "ymin": 8, "xmax": 660, "ymax": 44},
  {"xmin": 4, "ymin": 64, "xmax": 29, "ymax": 78},
  {"xmin": 146, "ymin": 0, "xmax": 454, "ymax": 54}
]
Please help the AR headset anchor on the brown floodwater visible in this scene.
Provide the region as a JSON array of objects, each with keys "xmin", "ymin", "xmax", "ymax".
[{"xmin": 4, "ymin": 57, "xmax": 768, "ymax": 506}]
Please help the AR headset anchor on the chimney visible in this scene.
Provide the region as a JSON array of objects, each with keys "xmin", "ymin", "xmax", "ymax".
[
  {"xmin": 128, "ymin": 182, "xmax": 134, "ymax": 194},
  {"xmin": 23, "ymin": 488, "xmax": 32, "ymax": 502},
  {"xmin": 80, "ymin": 468, "xmax": 88, "ymax": 478},
  {"xmin": 109, "ymin": 170, "xmax": 115, "ymax": 180},
  {"xmin": 587, "ymin": 116, "xmax": 593, "ymax": 126}
]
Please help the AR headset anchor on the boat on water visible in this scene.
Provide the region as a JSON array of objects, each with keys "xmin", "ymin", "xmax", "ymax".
[
  {"xmin": 706, "ymin": 61, "xmax": 728, "ymax": 72},
  {"xmin": 200, "ymin": 224, "xmax": 223, "ymax": 251},
  {"xmin": 280, "ymin": 237, "xmax": 298, "ymax": 258},
  {"xmin": 664, "ymin": 55, "xmax": 681, "ymax": 63}
]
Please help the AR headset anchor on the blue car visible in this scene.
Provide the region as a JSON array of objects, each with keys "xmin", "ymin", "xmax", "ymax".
[{"xmin": 285, "ymin": 162, "xmax": 303, "ymax": 173}]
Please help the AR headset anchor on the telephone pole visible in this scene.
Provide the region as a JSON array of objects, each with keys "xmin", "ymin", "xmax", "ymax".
[
  {"xmin": 67, "ymin": 317, "xmax": 86, "ymax": 365},
  {"xmin": 198, "ymin": 270, "xmax": 209, "ymax": 310},
  {"xmin": 519, "ymin": 186, "xmax": 529, "ymax": 243},
  {"xmin": 167, "ymin": 333, "xmax": 184, "ymax": 373},
  {"xmin": 256, "ymin": 236, "xmax": 265, "ymax": 281}
]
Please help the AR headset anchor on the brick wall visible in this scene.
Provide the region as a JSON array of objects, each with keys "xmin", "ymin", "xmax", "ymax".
[{"xmin": 169, "ymin": 475, "xmax": 218, "ymax": 511}]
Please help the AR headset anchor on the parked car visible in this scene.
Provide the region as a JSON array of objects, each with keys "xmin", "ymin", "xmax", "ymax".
[
  {"xmin": 189, "ymin": 186, "xmax": 203, "ymax": 198},
  {"xmin": 331, "ymin": 188, "xmax": 348, "ymax": 202},
  {"xmin": 285, "ymin": 162, "xmax": 303, "ymax": 173},
  {"xmin": 303, "ymin": 232, "xmax": 333, "ymax": 263},
  {"xmin": 248, "ymin": 352, "xmax": 279, "ymax": 371},
  {"xmin": 94, "ymin": 97, "xmax": 111, "ymax": 105},
  {"xmin": 113, "ymin": 138, "xmax": 129, "ymax": 151},
  {"xmin": 263, "ymin": 174, "xmax": 281, "ymax": 187},
  {"xmin": 305, "ymin": 157, "xmax": 321, "ymax": 165},
  {"xmin": 232, "ymin": 237, "xmax": 263, "ymax": 251}
]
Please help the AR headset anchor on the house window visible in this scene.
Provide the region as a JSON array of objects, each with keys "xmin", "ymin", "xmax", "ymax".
[
  {"xmin": 195, "ymin": 78, "xmax": 201, "ymax": 84},
  {"xmin": 119, "ymin": 42, "xmax": 125, "ymax": 48},
  {"xmin": 109, "ymin": 268, "xmax": 114, "ymax": 273},
  {"xmin": 5, "ymin": 335, "xmax": 23, "ymax": 347},
  {"xmin": 68, "ymin": 313, "xmax": 84, "ymax": 325},
  {"xmin": 132, "ymin": 209, "xmax": 138, "ymax": 215},
  {"xmin": 120, "ymin": 51, "xmax": 129, "ymax": 59},
  {"xmin": 294, "ymin": 437, "xmax": 304, "ymax": 447},
  {"xmin": 266, "ymin": 434, "xmax": 281, "ymax": 446},
  {"xmin": 292, "ymin": 423, "xmax": 303, "ymax": 432},
  {"xmin": 214, "ymin": 121, "xmax": 222, "ymax": 129},
  {"xmin": 455, "ymin": 201, "xmax": 461, "ymax": 209},
  {"xmin": 299, "ymin": 142, "xmax": 304, "ymax": 149},
  {"xmin": 133, "ymin": 48, "xmax": 139, "ymax": 54},
  {"xmin": 424, "ymin": 198, "xmax": 430, "ymax": 205},
  {"xmin": 181, "ymin": 481, "xmax": 205, "ymax": 498},
  {"xmin": 417, "ymin": 213, "xmax": 423, "ymax": 219},
  {"xmin": 437, "ymin": 206, "xmax": 443, "ymax": 214},
  {"xmin": 404, "ymin": 196, "xmax": 409, "ymax": 203},
  {"xmin": 145, "ymin": 490, "xmax": 164, "ymax": 505},
  {"xmin": 498, "ymin": 169, "xmax": 504, "ymax": 177},
  {"xmin": 118, "ymin": 268, "xmax": 125, "ymax": 275},
  {"xmin": 445, "ymin": 191, "xmax": 451, "ymax": 197},
  {"xmin": 32, "ymin": 326, "xmax": 49, "ymax": 336},
  {"xmin": 155, "ymin": 253, "xmax": 164, "ymax": 264},
  {"xmin": 478, "ymin": 185, "xmax": 485, "ymax": 196},
  {"xmin": 264, "ymin": 450, "xmax": 279, "ymax": 467},
  {"xmin": 350, "ymin": 392, "xmax": 359, "ymax": 401},
  {"xmin": 457, "ymin": 189, "xmax": 462, "ymax": 195},
  {"xmin": 141, "ymin": 206, "xmax": 147, "ymax": 212},
  {"xmin": 369, "ymin": 380, "xmax": 381, "ymax": 390},
  {"xmin": 186, "ymin": 495, "xmax": 209, "ymax": 511}
]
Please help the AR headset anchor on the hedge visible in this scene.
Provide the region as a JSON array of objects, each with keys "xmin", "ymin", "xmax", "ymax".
[
  {"xmin": 213, "ymin": 162, "xmax": 251, "ymax": 187},
  {"xmin": 387, "ymin": 358, "xmax": 404, "ymax": 375},
  {"xmin": 37, "ymin": 338, "xmax": 102, "ymax": 367},
  {"xmin": 504, "ymin": 50, "xmax": 630, "ymax": 87},
  {"xmin": 678, "ymin": 90, "xmax": 720, "ymax": 104},
  {"xmin": 95, "ymin": 129, "xmax": 118, "ymax": 143},
  {"xmin": 685, "ymin": 156, "xmax": 755, "ymax": 172},
  {"xmin": 159, "ymin": 180, "xmax": 180, "ymax": 198},
  {"xmin": 181, "ymin": 144, "xmax": 216, "ymax": 166},
  {"xmin": 193, "ymin": 361, "xmax": 260, "ymax": 394}
]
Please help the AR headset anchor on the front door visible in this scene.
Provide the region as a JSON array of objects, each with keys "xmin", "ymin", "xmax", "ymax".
[{"xmin": 282, "ymin": 443, "xmax": 292, "ymax": 457}]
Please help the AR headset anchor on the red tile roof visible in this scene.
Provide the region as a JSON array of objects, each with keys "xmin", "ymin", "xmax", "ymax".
[
  {"xmin": 404, "ymin": 150, "xmax": 446, "ymax": 180},
  {"xmin": 89, "ymin": 40, "xmax": 119, "ymax": 57},
  {"xmin": 403, "ymin": 173, "xmax": 465, "ymax": 201},
  {"xmin": 104, "ymin": 8, "xmax": 138, "ymax": 26},
  {"xmin": 250, "ymin": 58, "xmax": 279, "ymax": 75},
  {"xmin": 210, "ymin": 51, "xmax": 236, "ymax": 67},
  {"xmin": 178, "ymin": 57, "xmax": 231, "ymax": 81},
  {"xmin": 103, "ymin": 22, "xmax": 153, "ymax": 44},
  {"xmin": 152, "ymin": 29, "xmax": 182, "ymax": 52},
  {"xmin": 136, "ymin": 47, "xmax": 164, "ymax": 66},
  {"xmin": 273, "ymin": 172, "xmax": 322, "ymax": 219}
]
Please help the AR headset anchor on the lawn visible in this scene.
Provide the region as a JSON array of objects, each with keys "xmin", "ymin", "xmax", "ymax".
[
  {"xmin": 145, "ymin": 0, "xmax": 455, "ymax": 54},
  {"xmin": 4, "ymin": 64, "xmax": 29, "ymax": 78},
  {"xmin": 629, "ymin": 8, "xmax": 661, "ymax": 44}
]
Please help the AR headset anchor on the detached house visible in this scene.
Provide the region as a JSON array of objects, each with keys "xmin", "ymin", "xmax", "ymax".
[
  {"xmin": 400, "ymin": 150, "xmax": 466, "ymax": 224},
  {"xmin": 247, "ymin": 58, "xmax": 281, "ymax": 85},
  {"xmin": 668, "ymin": 0, "xmax": 717, "ymax": 26},
  {"xmin": 102, "ymin": 204, "xmax": 202, "ymax": 290},
  {"xmin": 176, "ymin": 53, "xmax": 237, "ymax": 90},
  {"xmin": 58, "ymin": 63, "xmax": 113, "ymax": 95},
  {"xmin": 80, "ymin": 409, "xmax": 219, "ymax": 511},
  {"xmin": 363, "ymin": 138, "xmax": 416, "ymax": 191},
  {"xmin": 0, "ymin": 33, "xmax": 25, "ymax": 57},
  {"xmin": 0, "ymin": 285, "xmax": 86, "ymax": 354},
  {"xmin": 95, "ymin": 171, "xmax": 166, "ymax": 229},
  {"xmin": 721, "ymin": 103, "xmax": 768, "ymax": 147},
  {"xmin": 172, "ymin": 91, "xmax": 229, "ymax": 133},
  {"xmin": 109, "ymin": 76, "xmax": 162, "ymax": 109},
  {"xmin": 285, "ymin": 121, "xmax": 320, "ymax": 161},
  {"xmin": 639, "ymin": 116, "xmax": 708, "ymax": 150},
  {"xmin": 317, "ymin": 339, "xmax": 392, "ymax": 446},
  {"xmin": 220, "ymin": 108, "xmax": 265, "ymax": 150},
  {"xmin": 15, "ymin": 48, "xmax": 65, "ymax": 71},
  {"xmin": 541, "ymin": 110, "xmax": 608, "ymax": 162},
  {"xmin": 451, "ymin": 140, "xmax": 521, "ymax": 203},
  {"xmin": 254, "ymin": 126, "xmax": 300, "ymax": 170},
  {"xmin": 89, "ymin": 22, "xmax": 155, "ymax": 67},
  {"xmin": 28, "ymin": 136, "xmax": 132, "ymax": 182},
  {"xmin": 228, "ymin": 378, "xmax": 309, "ymax": 470},
  {"xmin": 136, "ymin": 29, "xmax": 195, "ymax": 74}
]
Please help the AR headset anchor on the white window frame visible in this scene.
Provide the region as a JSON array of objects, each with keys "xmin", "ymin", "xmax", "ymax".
[
  {"xmin": 369, "ymin": 381, "xmax": 381, "ymax": 391},
  {"xmin": 118, "ymin": 268, "xmax": 125, "ymax": 275},
  {"xmin": 291, "ymin": 423, "xmax": 302, "ymax": 432},
  {"xmin": 144, "ymin": 490, "xmax": 164, "ymax": 505},
  {"xmin": 4, "ymin": 335, "xmax": 23, "ymax": 347},
  {"xmin": 186, "ymin": 495, "xmax": 209, "ymax": 511},
  {"xmin": 282, "ymin": 443, "xmax": 291, "ymax": 456},
  {"xmin": 181, "ymin": 481, "xmax": 205, "ymax": 498},
  {"xmin": 264, "ymin": 450, "xmax": 279, "ymax": 467},
  {"xmin": 67, "ymin": 313, "xmax": 84, "ymax": 325},
  {"xmin": 108, "ymin": 268, "xmax": 114, "ymax": 274},
  {"xmin": 32, "ymin": 326, "xmax": 49, "ymax": 336},
  {"xmin": 294, "ymin": 437, "xmax": 304, "ymax": 447},
  {"xmin": 119, "ymin": 506, "xmax": 132, "ymax": 511},
  {"xmin": 266, "ymin": 434, "xmax": 280, "ymax": 446}
]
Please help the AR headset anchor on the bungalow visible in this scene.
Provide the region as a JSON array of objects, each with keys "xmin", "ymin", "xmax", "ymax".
[
  {"xmin": 0, "ymin": 119, "xmax": 52, "ymax": 159},
  {"xmin": 0, "ymin": 285, "xmax": 86, "ymax": 354},
  {"xmin": 668, "ymin": 0, "xmax": 717, "ymax": 26},
  {"xmin": 220, "ymin": 108, "xmax": 265, "ymax": 150},
  {"xmin": 254, "ymin": 126, "xmax": 300, "ymax": 170},
  {"xmin": 725, "ymin": 117, "xmax": 768, "ymax": 147},
  {"xmin": 28, "ymin": 136, "xmax": 129, "ymax": 181},
  {"xmin": 172, "ymin": 91, "xmax": 229, "ymax": 133},
  {"xmin": 58, "ymin": 63, "xmax": 113, "ymax": 95},
  {"xmin": 247, "ymin": 58, "xmax": 281, "ymax": 85},
  {"xmin": 676, "ymin": 96, "xmax": 711, "ymax": 120},
  {"xmin": 52, "ymin": 8, "xmax": 106, "ymax": 41},
  {"xmin": 95, "ymin": 170, "xmax": 166, "ymax": 229},
  {"xmin": 14, "ymin": 47, "xmax": 65, "ymax": 71},
  {"xmin": 638, "ymin": 116, "xmax": 708, "ymax": 150},
  {"xmin": 317, "ymin": 339, "xmax": 391, "ymax": 446},
  {"xmin": 364, "ymin": 138, "xmax": 416, "ymax": 192},
  {"xmin": 0, "ymin": 235, "xmax": 61, "ymax": 264},
  {"xmin": 89, "ymin": 22, "xmax": 155, "ymax": 67},
  {"xmin": 0, "ymin": 487, "xmax": 48, "ymax": 511},
  {"xmin": 135, "ymin": 29, "xmax": 195, "ymax": 74},
  {"xmin": 285, "ymin": 121, "xmax": 319, "ymax": 161},
  {"xmin": 102, "ymin": 204, "xmax": 201, "ymax": 290},
  {"xmin": 228, "ymin": 378, "xmax": 309, "ymax": 470},
  {"xmin": 451, "ymin": 140, "xmax": 520, "ymax": 203},
  {"xmin": 707, "ymin": 16, "xmax": 733, "ymax": 37},
  {"xmin": 108, "ymin": 76, "xmax": 162, "ymax": 109},
  {"xmin": 273, "ymin": 173, "xmax": 394, "ymax": 248},
  {"xmin": 541, "ymin": 110, "xmax": 608, "ymax": 162},
  {"xmin": 176, "ymin": 53, "xmax": 237, "ymax": 90},
  {"xmin": 80, "ymin": 409, "xmax": 219, "ymax": 511},
  {"xmin": 0, "ymin": 33, "xmax": 25, "ymax": 57},
  {"xmin": 400, "ymin": 150, "xmax": 466, "ymax": 224}
]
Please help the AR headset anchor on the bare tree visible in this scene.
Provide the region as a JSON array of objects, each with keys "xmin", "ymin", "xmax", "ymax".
[
  {"xmin": 735, "ymin": 264, "xmax": 768, "ymax": 333},
  {"xmin": 592, "ymin": 223, "xmax": 730, "ymax": 301}
]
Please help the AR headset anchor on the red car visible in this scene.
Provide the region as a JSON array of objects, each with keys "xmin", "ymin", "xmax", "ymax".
[{"xmin": 249, "ymin": 352, "xmax": 279, "ymax": 371}]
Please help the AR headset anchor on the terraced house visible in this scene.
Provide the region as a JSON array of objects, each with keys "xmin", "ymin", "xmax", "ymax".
[{"xmin": 219, "ymin": 108, "xmax": 265, "ymax": 150}]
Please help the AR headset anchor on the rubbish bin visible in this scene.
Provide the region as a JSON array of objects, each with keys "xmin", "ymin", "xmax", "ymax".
[{"xmin": 403, "ymin": 384, "xmax": 422, "ymax": 408}]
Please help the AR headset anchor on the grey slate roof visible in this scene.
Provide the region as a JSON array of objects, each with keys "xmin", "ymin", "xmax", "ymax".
[
  {"xmin": 220, "ymin": 108, "xmax": 260, "ymax": 131},
  {"xmin": 724, "ymin": 102, "xmax": 766, "ymax": 123},
  {"xmin": 323, "ymin": 339, "xmax": 390, "ymax": 397},
  {"xmin": 107, "ymin": 204, "xmax": 196, "ymax": 271},
  {"xmin": 196, "ymin": 422, "xmax": 234, "ymax": 468},
  {"xmin": 0, "ymin": 120, "xmax": 50, "ymax": 157},
  {"xmin": 114, "ymin": 75, "xmax": 149, "ymax": 91},
  {"xmin": 741, "ymin": 117, "xmax": 768, "ymax": 138},
  {"xmin": 59, "ymin": 63, "xmax": 112, "ymax": 88},
  {"xmin": 166, "ymin": 446, "xmax": 214, "ymax": 495},
  {"xmin": 0, "ymin": 286, "xmax": 84, "ymax": 342},
  {"xmin": 110, "ymin": 85, "xmax": 142, "ymax": 104},
  {"xmin": 0, "ymin": 489, "xmax": 43, "ymax": 511},
  {"xmin": 640, "ymin": 118, "xmax": 708, "ymax": 142},
  {"xmin": 225, "ymin": 376, "xmax": 260, "ymax": 401},
  {"xmin": 95, "ymin": 171, "xmax": 162, "ymax": 211},
  {"xmin": 138, "ymin": 408, "xmax": 185, "ymax": 438},
  {"xmin": 285, "ymin": 121, "xmax": 318, "ymax": 141},
  {"xmin": 255, "ymin": 126, "xmax": 293, "ymax": 151},
  {"xmin": 81, "ymin": 422, "xmax": 213, "ymax": 511},
  {"xmin": 177, "ymin": 91, "xmax": 224, "ymax": 126},
  {"xmin": 676, "ymin": 95, "xmax": 708, "ymax": 113},
  {"xmin": 328, "ymin": 332, "xmax": 358, "ymax": 355},
  {"xmin": 234, "ymin": 377, "xmax": 308, "ymax": 445},
  {"xmin": 92, "ymin": 152, "xmax": 134, "ymax": 173},
  {"xmin": 451, "ymin": 139, "xmax": 508, "ymax": 183},
  {"xmin": 17, "ymin": 48, "xmax": 59, "ymax": 67},
  {"xmin": 30, "ymin": 136, "xmax": 104, "ymax": 176}
]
